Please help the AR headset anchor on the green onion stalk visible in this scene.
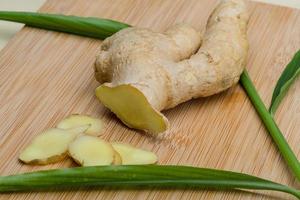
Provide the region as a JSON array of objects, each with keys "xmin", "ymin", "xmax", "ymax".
[{"xmin": 0, "ymin": 165, "xmax": 300, "ymax": 198}]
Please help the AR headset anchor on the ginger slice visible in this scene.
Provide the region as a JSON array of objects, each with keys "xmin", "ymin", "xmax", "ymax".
[
  {"xmin": 113, "ymin": 151, "xmax": 122, "ymax": 165},
  {"xmin": 68, "ymin": 135, "xmax": 120, "ymax": 166},
  {"xmin": 111, "ymin": 143, "xmax": 157, "ymax": 165},
  {"xmin": 19, "ymin": 126, "xmax": 89, "ymax": 165},
  {"xmin": 57, "ymin": 114, "xmax": 103, "ymax": 136}
]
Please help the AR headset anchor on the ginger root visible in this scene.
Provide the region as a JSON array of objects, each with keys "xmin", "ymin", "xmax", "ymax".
[
  {"xmin": 57, "ymin": 114, "xmax": 103, "ymax": 136},
  {"xmin": 94, "ymin": 0, "xmax": 249, "ymax": 134},
  {"xmin": 68, "ymin": 135, "xmax": 121, "ymax": 166},
  {"xmin": 19, "ymin": 126, "xmax": 89, "ymax": 165},
  {"xmin": 112, "ymin": 143, "xmax": 157, "ymax": 165}
]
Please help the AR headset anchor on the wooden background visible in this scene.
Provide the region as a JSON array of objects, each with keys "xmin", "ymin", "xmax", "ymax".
[{"xmin": 0, "ymin": 0, "xmax": 300, "ymax": 199}]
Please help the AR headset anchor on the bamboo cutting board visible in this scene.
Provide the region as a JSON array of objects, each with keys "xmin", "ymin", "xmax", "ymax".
[{"xmin": 0, "ymin": 0, "xmax": 300, "ymax": 199}]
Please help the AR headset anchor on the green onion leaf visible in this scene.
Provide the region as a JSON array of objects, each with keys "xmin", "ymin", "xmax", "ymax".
[
  {"xmin": 269, "ymin": 50, "xmax": 300, "ymax": 116},
  {"xmin": 0, "ymin": 165, "xmax": 300, "ymax": 198},
  {"xmin": 240, "ymin": 71, "xmax": 300, "ymax": 181},
  {"xmin": 0, "ymin": 11, "xmax": 130, "ymax": 39}
]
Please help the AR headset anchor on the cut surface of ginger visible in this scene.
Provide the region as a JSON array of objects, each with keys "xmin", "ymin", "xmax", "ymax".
[
  {"xmin": 19, "ymin": 126, "xmax": 89, "ymax": 165},
  {"xmin": 96, "ymin": 85, "xmax": 168, "ymax": 134},
  {"xmin": 57, "ymin": 114, "xmax": 103, "ymax": 136},
  {"xmin": 112, "ymin": 143, "xmax": 157, "ymax": 165},
  {"xmin": 68, "ymin": 135, "xmax": 120, "ymax": 166}
]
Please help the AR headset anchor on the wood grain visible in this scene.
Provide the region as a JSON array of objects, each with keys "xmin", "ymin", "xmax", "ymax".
[{"xmin": 0, "ymin": 0, "xmax": 300, "ymax": 199}]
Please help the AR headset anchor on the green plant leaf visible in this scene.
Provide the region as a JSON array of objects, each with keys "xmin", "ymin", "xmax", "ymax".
[
  {"xmin": 240, "ymin": 71, "xmax": 300, "ymax": 181},
  {"xmin": 0, "ymin": 165, "xmax": 299, "ymax": 198},
  {"xmin": 269, "ymin": 50, "xmax": 300, "ymax": 116},
  {"xmin": 0, "ymin": 11, "xmax": 130, "ymax": 39}
]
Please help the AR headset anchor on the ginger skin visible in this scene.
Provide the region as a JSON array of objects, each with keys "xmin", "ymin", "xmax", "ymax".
[{"xmin": 95, "ymin": 0, "xmax": 249, "ymax": 134}]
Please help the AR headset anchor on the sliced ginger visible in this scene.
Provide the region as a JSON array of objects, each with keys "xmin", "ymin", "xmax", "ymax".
[
  {"xmin": 19, "ymin": 115, "xmax": 158, "ymax": 166},
  {"xmin": 68, "ymin": 135, "xmax": 121, "ymax": 166},
  {"xmin": 57, "ymin": 114, "xmax": 103, "ymax": 136},
  {"xmin": 19, "ymin": 125, "xmax": 89, "ymax": 165},
  {"xmin": 112, "ymin": 143, "xmax": 157, "ymax": 165}
]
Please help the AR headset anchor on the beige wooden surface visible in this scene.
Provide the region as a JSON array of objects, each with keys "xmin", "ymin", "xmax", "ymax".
[{"xmin": 0, "ymin": 0, "xmax": 300, "ymax": 199}]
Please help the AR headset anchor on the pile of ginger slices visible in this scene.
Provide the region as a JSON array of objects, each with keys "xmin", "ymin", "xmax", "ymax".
[{"xmin": 19, "ymin": 114, "xmax": 157, "ymax": 166}]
